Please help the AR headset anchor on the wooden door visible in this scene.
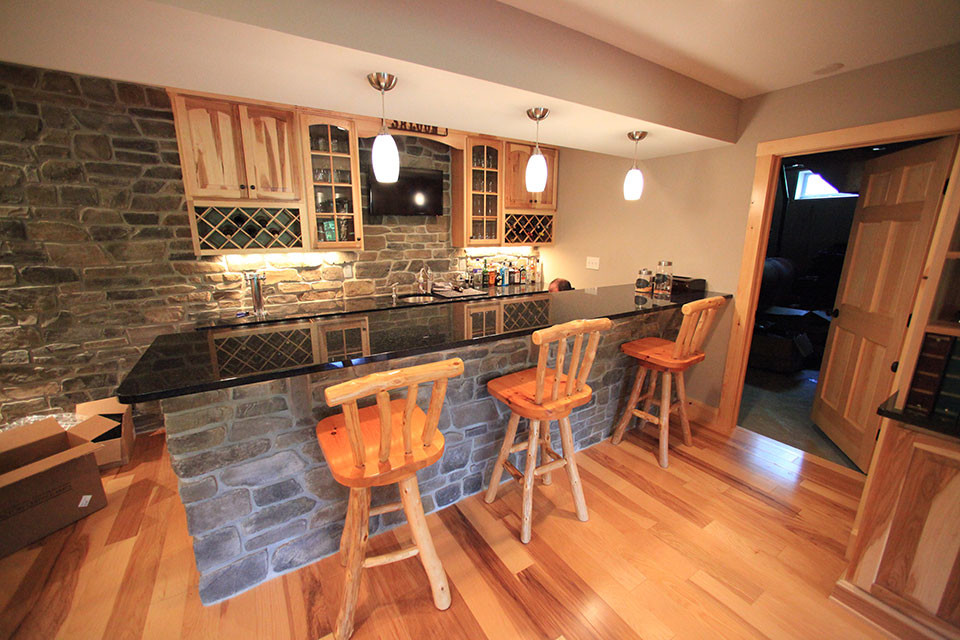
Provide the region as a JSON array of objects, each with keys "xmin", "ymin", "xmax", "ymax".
[
  {"xmin": 812, "ymin": 137, "xmax": 957, "ymax": 470},
  {"xmin": 465, "ymin": 137, "xmax": 502, "ymax": 246},
  {"xmin": 504, "ymin": 142, "xmax": 558, "ymax": 210},
  {"xmin": 238, "ymin": 104, "xmax": 301, "ymax": 201},
  {"xmin": 173, "ymin": 95, "xmax": 246, "ymax": 199}
]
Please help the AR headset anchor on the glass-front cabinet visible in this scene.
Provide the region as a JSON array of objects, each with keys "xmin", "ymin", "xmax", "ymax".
[
  {"xmin": 461, "ymin": 137, "xmax": 503, "ymax": 246},
  {"xmin": 299, "ymin": 111, "xmax": 364, "ymax": 250}
]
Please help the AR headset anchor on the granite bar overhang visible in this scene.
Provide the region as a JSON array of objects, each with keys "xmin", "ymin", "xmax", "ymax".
[{"xmin": 117, "ymin": 284, "xmax": 729, "ymax": 404}]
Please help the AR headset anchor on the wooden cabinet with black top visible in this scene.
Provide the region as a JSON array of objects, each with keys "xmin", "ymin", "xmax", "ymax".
[{"xmin": 835, "ymin": 420, "xmax": 960, "ymax": 639}]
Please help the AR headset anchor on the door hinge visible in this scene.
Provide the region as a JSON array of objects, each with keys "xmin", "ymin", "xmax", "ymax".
[{"xmin": 891, "ymin": 361, "xmax": 899, "ymax": 373}]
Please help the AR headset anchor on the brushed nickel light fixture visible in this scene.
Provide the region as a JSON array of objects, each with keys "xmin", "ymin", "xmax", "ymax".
[
  {"xmin": 623, "ymin": 130, "xmax": 648, "ymax": 201},
  {"xmin": 525, "ymin": 107, "xmax": 549, "ymax": 193},
  {"xmin": 367, "ymin": 72, "xmax": 399, "ymax": 183}
]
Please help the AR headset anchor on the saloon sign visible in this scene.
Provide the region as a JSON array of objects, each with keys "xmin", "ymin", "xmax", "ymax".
[{"xmin": 388, "ymin": 120, "xmax": 449, "ymax": 136}]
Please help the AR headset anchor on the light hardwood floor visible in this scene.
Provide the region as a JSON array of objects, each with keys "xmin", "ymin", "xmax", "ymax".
[{"xmin": 0, "ymin": 424, "xmax": 885, "ymax": 639}]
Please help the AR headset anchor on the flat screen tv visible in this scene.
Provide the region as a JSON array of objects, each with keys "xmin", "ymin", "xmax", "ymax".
[{"xmin": 368, "ymin": 168, "xmax": 444, "ymax": 216}]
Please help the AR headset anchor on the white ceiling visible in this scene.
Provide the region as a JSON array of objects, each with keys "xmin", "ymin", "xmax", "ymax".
[{"xmin": 500, "ymin": 0, "xmax": 960, "ymax": 98}]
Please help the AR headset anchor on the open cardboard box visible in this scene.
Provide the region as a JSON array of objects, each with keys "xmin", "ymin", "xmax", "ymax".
[
  {"xmin": 0, "ymin": 417, "xmax": 107, "ymax": 557},
  {"xmin": 75, "ymin": 397, "xmax": 135, "ymax": 470}
]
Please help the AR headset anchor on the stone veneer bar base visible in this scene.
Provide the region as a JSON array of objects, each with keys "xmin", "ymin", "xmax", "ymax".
[{"xmin": 159, "ymin": 309, "xmax": 679, "ymax": 603}]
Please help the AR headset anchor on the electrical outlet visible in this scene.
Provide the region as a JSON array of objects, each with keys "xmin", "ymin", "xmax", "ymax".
[{"xmin": 586, "ymin": 256, "xmax": 600, "ymax": 270}]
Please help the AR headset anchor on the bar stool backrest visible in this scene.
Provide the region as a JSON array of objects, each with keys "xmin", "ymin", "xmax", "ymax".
[
  {"xmin": 324, "ymin": 358, "xmax": 465, "ymax": 468},
  {"xmin": 531, "ymin": 318, "xmax": 613, "ymax": 404},
  {"xmin": 672, "ymin": 296, "xmax": 727, "ymax": 359}
]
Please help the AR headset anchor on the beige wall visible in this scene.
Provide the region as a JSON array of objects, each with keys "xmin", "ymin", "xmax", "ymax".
[{"xmin": 541, "ymin": 42, "xmax": 960, "ymax": 408}]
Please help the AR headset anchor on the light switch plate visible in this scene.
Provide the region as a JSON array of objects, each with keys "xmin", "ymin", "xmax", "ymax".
[{"xmin": 586, "ymin": 256, "xmax": 600, "ymax": 270}]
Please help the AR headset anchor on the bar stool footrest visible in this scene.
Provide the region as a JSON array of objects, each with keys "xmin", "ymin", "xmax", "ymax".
[
  {"xmin": 633, "ymin": 408, "xmax": 661, "ymax": 424},
  {"xmin": 504, "ymin": 460, "xmax": 524, "ymax": 482},
  {"xmin": 533, "ymin": 458, "xmax": 568, "ymax": 477},
  {"xmin": 369, "ymin": 501, "xmax": 403, "ymax": 517},
  {"xmin": 362, "ymin": 544, "xmax": 420, "ymax": 568},
  {"xmin": 541, "ymin": 445, "xmax": 562, "ymax": 461},
  {"xmin": 509, "ymin": 441, "xmax": 529, "ymax": 454}
]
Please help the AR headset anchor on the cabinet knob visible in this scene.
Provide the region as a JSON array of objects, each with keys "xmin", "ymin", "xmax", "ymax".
[
  {"xmin": 239, "ymin": 184, "xmax": 246, "ymax": 189},
  {"xmin": 249, "ymin": 185, "xmax": 256, "ymax": 190}
]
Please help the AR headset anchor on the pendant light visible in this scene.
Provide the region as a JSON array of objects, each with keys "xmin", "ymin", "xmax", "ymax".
[
  {"xmin": 525, "ymin": 107, "xmax": 549, "ymax": 193},
  {"xmin": 623, "ymin": 130, "xmax": 648, "ymax": 201},
  {"xmin": 367, "ymin": 72, "xmax": 399, "ymax": 183}
]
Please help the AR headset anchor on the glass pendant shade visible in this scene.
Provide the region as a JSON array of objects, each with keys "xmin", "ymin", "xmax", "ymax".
[
  {"xmin": 623, "ymin": 167, "xmax": 644, "ymax": 200},
  {"xmin": 525, "ymin": 149, "xmax": 548, "ymax": 193},
  {"xmin": 372, "ymin": 132, "xmax": 399, "ymax": 183}
]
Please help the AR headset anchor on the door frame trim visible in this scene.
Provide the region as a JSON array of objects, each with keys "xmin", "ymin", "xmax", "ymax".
[{"xmin": 715, "ymin": 108, "xmax": 960, "ymax": 433}]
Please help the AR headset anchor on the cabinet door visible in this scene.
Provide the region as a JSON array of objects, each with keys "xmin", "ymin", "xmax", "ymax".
[
  {"xmin": 504, "ymin": 142, "xmax": 558, "ymax": 210},
  {"xmin": 174, "ymin": 95, "xmax": 246, "ymax": 199},
  {"xmin": 466, "ymin": 138, "xmax": 502, "ymax": 246},
  {"xmin": 300, "ymin": 112, "xmax": 363, "ymax": 249},
  {"xmin": 238, "ymin": 105, "xmax": 301, "ymax": 201}
]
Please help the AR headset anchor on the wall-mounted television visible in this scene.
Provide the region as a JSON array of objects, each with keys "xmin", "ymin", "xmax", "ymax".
[{"xmin": 368, "ymin": 167, "xmax": 444, "ymax": 216}]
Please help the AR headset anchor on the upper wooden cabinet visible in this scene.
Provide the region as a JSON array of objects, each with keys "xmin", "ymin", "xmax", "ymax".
[
  {"xmin": 171, "ymin": 93, "xmax": 302, "ymax": 203},
  {"xmin": 237, "ymin": 104, "xmax": 301, "ymax": 201},
  {"xmin": 173, "ymin": 95, "xmax": 246, "ymax": 200},
  {"xmin": 299, "ymin": 111, "xmax": 363, "ymax": 250},
  {"xmin": 453, "ymin": 137, "xmax": 503, "ymax": 247},
  {"xmin": 504, "ymin": 142, "xmax": 558, "ymax": 210}
]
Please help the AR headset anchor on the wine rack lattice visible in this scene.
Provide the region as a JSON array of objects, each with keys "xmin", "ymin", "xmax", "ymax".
[
  {"xmin": 504, "ymin": 213, "xmax": 554, "ymax": 244},
  {"xmin": 214, "ymin": 328, "xmax": 313, "ymax": 377},
  {"xmin": 195, "ymin": 206, "xmax": 303, "ymax": 251},
  {"xmin": 502, "ymin": 299, "xmax": 550, "ymax": 332}
]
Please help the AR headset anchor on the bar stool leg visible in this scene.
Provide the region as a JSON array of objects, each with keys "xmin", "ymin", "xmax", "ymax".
[
  {"xmin": 520, "ymin": 418, "xmax": 541, "ymax": 543},
  {"xmin": 485, "ymin": 412, "xmax": 521, "ymax": 504},
  {"xmin": 611, "ymin": 366, "xmax": 646, "ymax": 445},
  {"xmin": 399, "ymin": 475, "xmax": 451, "ymax": 610},
  {"xmin": 658, "ymin": 372, "xmax": 672, "ymax": 468},
  {"xmin": 675, "ymin": 371, "xmax": 693, "ymax": 446},
  {"xmin": 538, "ymin": 421, "xmax": 552, "ymax": 485},
  {"xmin": 335, "ymin": 487, "xmax": 370, "ymax": 640},
  {"xmin": 559, "ymin": 416, "xmax": 589, "ymax": 522},
  {"xmin": 338, "ymin": 494, "xmax": 358, "ymax": 567}
]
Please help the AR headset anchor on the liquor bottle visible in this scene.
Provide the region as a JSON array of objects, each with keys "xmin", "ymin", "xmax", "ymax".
[
  {"xmin": 481, "ymin": 260, "xmax": 488, "ymax": 287},
  {"xmin": 519, "ymin": 261, "xmax": 527, "ymax": 284}
]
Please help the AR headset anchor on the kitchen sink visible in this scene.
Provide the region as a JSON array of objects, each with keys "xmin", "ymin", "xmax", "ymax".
[{"xmin": 396, "ymin": 295, "xmax": 438, "ymax": 304}]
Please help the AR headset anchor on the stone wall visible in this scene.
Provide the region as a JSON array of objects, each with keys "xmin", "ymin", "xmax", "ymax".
[
  {"xmin": 158, "ymin": 309, "xmax": 677, "ymax": 603},
  {"xmin": 0, "ymin": 60, "xmax": 536, "ymax": 422}
]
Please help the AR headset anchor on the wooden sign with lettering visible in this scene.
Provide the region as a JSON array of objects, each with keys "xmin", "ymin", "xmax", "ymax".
[{"xmin": 389, "ymin": 120, "xmax": 448, "ymax": 136}]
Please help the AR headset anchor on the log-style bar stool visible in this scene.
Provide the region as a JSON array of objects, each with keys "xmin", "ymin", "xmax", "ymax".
[
  {"xmin": 611, "ymin": 296, "xmax": 727, "ymax": 467},
  {"xmin": 485, "ymin": 318, "xmax": 613, "ymax": 543},
  {"xmin": 316, "ymin": 358, "xmax": 464, "ymax": 640}
]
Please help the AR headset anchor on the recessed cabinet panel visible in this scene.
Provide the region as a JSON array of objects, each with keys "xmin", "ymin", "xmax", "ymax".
[
  {"xmin": 175, "ymin": 96, "xmax": 246, "ymax": 199},
  {"xmin": 238, "ymin": 105, "xmax": 301, "ymax": 201},
  {"xmin": 504, "ymin": 142, "xmax": 558, "ymax": 210}
]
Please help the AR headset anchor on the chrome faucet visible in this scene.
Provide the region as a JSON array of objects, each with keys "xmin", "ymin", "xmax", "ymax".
[
  {"xmin": 417, "ymin": 266, "xmax": 433, "ymax": 294},
  {"xmin": 244, "ymin": 272, "xmax": 267, "ymax": 319},
  {"xmin": 391, "ymin": 282, "xmax": 399, "ymax": 303}
]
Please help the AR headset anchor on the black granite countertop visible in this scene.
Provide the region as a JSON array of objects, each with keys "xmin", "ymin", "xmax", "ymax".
[
  {"xmin": 116, "ymin": 284, "xmax": 730, "ymax": 403},
  {"xmin": 200, "ymin": 284, "xmax": 546, "ymax": 328},
  {"xmin": 878, "ymin": 393, "xmax": 960, "ymax": 442}
]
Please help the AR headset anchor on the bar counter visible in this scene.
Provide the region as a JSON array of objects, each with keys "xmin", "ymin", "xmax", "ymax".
[{"xmin": 116, "ymin": 284, "xmax": 728, "ymax": 603}]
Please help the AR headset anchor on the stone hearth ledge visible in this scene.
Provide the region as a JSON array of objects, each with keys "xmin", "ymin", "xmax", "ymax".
[{"xmin": 157, "ymin": 308, "xmax": 681, "ymax": 604}]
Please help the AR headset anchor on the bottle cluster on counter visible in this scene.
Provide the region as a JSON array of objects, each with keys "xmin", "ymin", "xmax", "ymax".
[{"xmin": 467, "ymin": 256, "xmax": 541, "ymax": 288}]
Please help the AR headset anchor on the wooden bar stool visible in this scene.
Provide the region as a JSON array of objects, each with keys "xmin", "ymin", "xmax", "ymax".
[
  {"xmin": 316, "ymin": 358, "xmax": 464, "ymax": 640},
  {"xmin": 485, "ymin": 318, "xmax": 613, "ymax": 543},
  {"xmin": 611, "ymin": 296, "xmax": 727, "ymax": 467}
]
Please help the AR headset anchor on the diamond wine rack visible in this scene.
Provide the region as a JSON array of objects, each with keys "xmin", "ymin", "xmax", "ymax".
[
  {"xmin": 504, "ymin": 213, "xmax": 554, "ymax": 245},
  {"xmin": 194, "ymin": 206, "xmax": 303, "ymax": 252}
]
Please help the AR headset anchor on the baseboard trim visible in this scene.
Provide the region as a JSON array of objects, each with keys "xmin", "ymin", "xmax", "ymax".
[
  {"xmin": 687, "ymin": 399, "xmax": 719, "ymax": 430},
  {"xmin": 831, "ymin": 580, "xmax": 948, "ymax": 640}
]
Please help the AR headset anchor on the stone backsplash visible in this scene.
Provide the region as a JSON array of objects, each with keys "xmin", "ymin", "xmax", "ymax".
[{"xmin": 0, "ymin": 61, "xmax": 536, "ymax": 422}]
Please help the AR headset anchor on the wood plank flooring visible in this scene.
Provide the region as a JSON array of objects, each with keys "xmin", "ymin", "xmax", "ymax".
[{"xmin": 0, "ymin": 424, "xmax": 887, "ymax": 639}]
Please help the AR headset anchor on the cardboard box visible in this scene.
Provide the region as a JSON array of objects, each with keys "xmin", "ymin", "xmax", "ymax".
[
  {"xmin": 75, "ymin": 397, "xmax": 135, "ymax": 470},
  {"xmin": 0, "ymin": 418, "xmax": 107, "ymax": 557}
]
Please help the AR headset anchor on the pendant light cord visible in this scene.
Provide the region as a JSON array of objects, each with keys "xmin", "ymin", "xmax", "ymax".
[
  {"xmin": 379, "ymin": 88, "xmax": 386, "ymax": 133},
  {"xmin": 632, "ymin": 138, "xmax": 639, "ymax": 169},
  {"xmin": 535, "ymin": 119, "xmax": 540, "ymax": 153}
]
